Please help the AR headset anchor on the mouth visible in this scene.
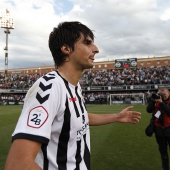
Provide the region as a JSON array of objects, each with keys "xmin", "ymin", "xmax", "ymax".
[
  {"xmin": 89, "ymin": 56, "xmax": 94, "ymax": 61},
  {"xmin": 89, "ymin": 58, "xmax": 94, "ymax": 63}
]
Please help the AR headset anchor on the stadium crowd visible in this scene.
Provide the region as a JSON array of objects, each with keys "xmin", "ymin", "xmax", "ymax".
[
  {"xmin": 0, "ymin": 66, "xmax": 170, "ymax": 89},
  {"xmin": 0, "ymin": 66, "xmax": 170, "ymax": 105},
  {"xmin": 0, "ymin": 73, "xmax": 41, "ymax": 89},
  {"xmin": 80, "ymin": 66, "xmax": 170, "ymax": 86}
]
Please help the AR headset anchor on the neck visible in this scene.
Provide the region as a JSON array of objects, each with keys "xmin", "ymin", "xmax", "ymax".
[{"xmin": 57, "ymin": 66, "xmax": 83, "ymax": 86}]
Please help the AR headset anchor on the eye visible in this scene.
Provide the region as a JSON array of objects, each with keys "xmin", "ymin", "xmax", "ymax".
[{"xmin": 84, "ymin": 39, "xmax": 92, "ymax": 45}]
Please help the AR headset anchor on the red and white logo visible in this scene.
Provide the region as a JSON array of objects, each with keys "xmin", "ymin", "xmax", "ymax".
[
  {"xmin": 27, "ymin": 106, "xmax": 48, "ymax": 128},
  {"xmin": 69, "ymin": 97, "xmax": 77, "ymax": 102}
]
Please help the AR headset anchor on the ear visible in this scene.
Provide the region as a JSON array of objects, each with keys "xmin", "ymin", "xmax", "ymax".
[{"xmin": 61, "ymin": 45, "xmax": 71, "ymax": 55}]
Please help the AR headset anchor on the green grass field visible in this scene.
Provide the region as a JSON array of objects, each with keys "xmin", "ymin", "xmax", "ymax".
[{"xmin": 0, "ymin": 104, "xmax": 161, "ymax": 170}]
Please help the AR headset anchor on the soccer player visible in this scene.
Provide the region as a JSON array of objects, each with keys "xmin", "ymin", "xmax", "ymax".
[{"xmin": 5, "ymin": 21, "xmax": 141, "ymax": 170}]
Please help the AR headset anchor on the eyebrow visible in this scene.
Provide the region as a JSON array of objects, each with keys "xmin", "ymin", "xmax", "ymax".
[{"xmin": 83, "ymin": 38, "xmax": 93, "ymax": 44}]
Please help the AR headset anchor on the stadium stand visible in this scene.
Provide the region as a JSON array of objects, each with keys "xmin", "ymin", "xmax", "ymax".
[{"xmin": 0, "ymin": 65, "xmax": 170, "ymax": 105}]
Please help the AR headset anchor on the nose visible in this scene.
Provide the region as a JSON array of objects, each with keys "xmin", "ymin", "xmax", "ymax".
[{"xmin": 93, "ymin": 43, "xmax": 99, "ymax": 54}]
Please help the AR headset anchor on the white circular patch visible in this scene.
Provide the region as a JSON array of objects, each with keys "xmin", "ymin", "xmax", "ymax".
[
  {"xmin": 130, "ymin": 85, "xmax": 134, "ymax": 89},
  {"xmin": 27, "ymin": 106, "xmax": 48, "ymax": 128}
]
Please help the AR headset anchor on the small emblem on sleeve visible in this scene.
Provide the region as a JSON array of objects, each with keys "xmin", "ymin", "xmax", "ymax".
[{"xmin": 27, "ymin": 106, "xmax": 48, "ymax": 128}]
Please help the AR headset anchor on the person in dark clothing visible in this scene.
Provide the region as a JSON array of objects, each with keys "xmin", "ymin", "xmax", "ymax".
[{"xmin": 146, "ymin": 88, "xmax": 170, "ymax": 170}]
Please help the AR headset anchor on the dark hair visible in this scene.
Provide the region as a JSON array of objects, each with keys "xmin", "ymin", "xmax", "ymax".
[{"xmin": 49, "ymin": 21, "xmax": 94, "ymax": 68}]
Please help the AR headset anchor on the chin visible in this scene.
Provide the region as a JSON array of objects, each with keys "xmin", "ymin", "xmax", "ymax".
[
  {"xmin": 88, "ymin": 63, "xmax": 94, "ymax": 68},
  {"xmin": 83, "ymin": 64, "xmax": 93, "ymax": 70}
]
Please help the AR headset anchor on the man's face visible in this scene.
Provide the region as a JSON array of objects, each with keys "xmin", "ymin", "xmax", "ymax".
[
  {"xmin": 158, "ymin": 90, "xmax": 170, "ymax": 100},
  {"xmin": 69, "ymin": 34, "xmax": 99, "ymax": 70}
]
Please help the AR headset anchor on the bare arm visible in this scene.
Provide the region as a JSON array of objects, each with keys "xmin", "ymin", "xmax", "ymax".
[
  {"xmin": 88, "ymin": 106, "xmax": 141, "ymax": 126},
  {"xmin": 5, "ymin": 139, "xmax": 42, "ymax": 170}
]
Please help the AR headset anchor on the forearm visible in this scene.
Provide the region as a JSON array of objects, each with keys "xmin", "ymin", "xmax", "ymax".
[
  {"xmin": 160, "ymin": 102, "xmax": 170, "ymax": 116},
  {"xmin": 88, "ymin": 106, "xmax": 141, "ymax": 126},
  {"xmin": 88, "ymin": 113, "xmax": 120, "ymax": 126}
]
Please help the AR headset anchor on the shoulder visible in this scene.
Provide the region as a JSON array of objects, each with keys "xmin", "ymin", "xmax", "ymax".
[
  {"xmin": 39, "ymin": 71, "xmax": 60, "ymax": 84},
  {"xmin": 33, "ymin": 71, "xmax": 65, "ymax": 91},
  {"xmin": 25, "ymin": 71, "xmax": 65, "ymax": 102}
]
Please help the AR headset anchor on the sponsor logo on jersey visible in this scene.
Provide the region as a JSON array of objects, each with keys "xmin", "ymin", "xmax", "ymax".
[
  {"xmin": 77, "ymin": 122, "xmax": 89, "ymax": 141},
  {"xmin": 27, "ymin": 106, "xmax": 48, "ymax": 128}
]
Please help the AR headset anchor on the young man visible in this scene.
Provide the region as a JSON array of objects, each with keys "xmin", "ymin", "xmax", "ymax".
[{"xmin": 5, "ymin": 21, "xmax": 141, "ymax": 170}]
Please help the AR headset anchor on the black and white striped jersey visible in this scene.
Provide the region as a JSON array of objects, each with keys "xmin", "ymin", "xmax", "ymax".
[{"xmin": 12, "ymin": 71, "xmax": 90, "ymax": 170}]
